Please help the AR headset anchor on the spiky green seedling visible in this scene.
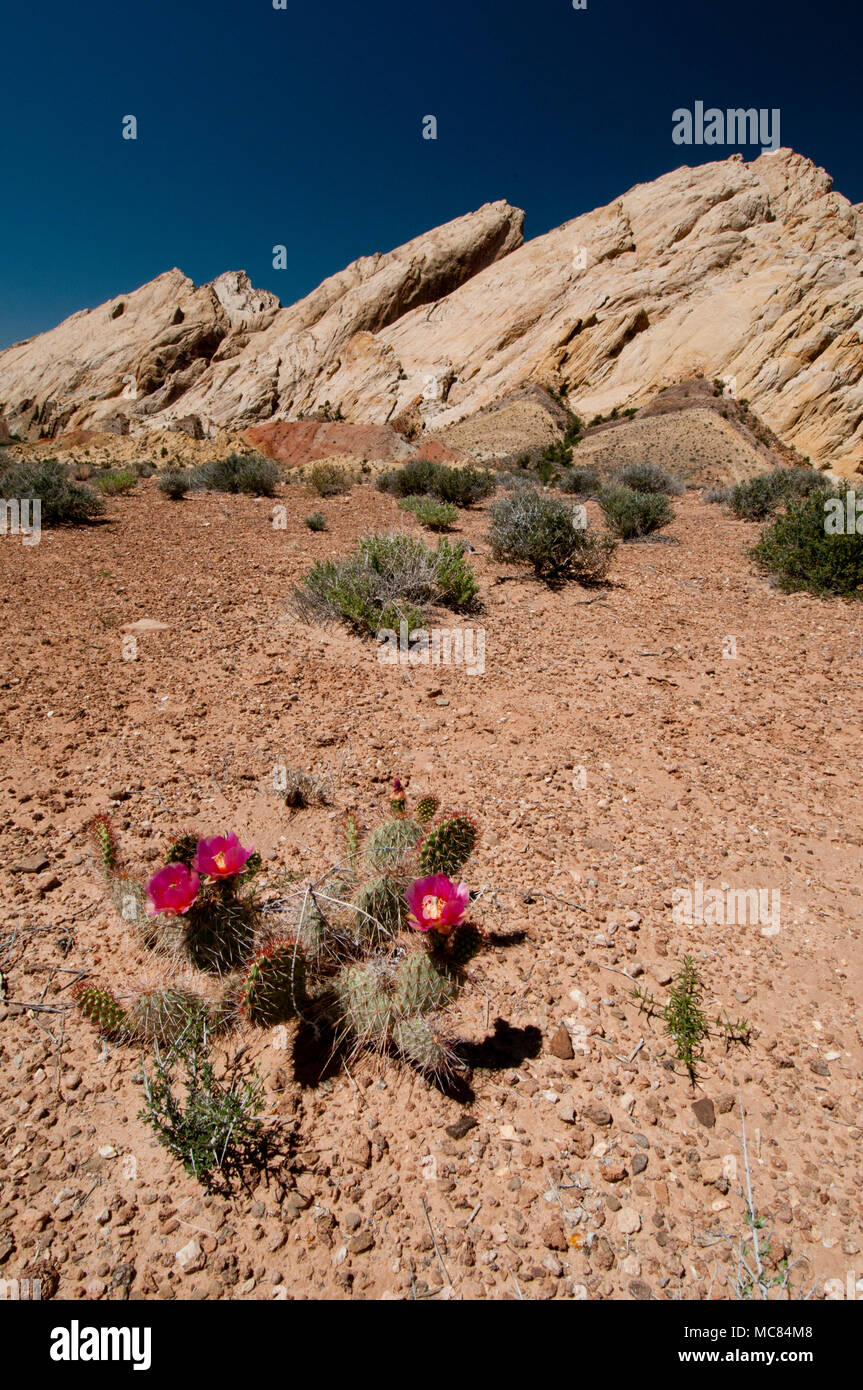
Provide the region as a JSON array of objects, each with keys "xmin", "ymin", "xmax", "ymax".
[
  {"xmin": 365, "ymin": 817, "xmax": 422, "ymax": 870},
  {"xmin": 393, "ymin": 950, "xmax": 459, "ymax": 1016},
  {"xmin": 446, "ymin": 922, "xmax": 483, "ymax": 966},
  {"xmin": 393, "ymin": 1016, "xmax": 450, "ymax": 1075},
  {"xmin": 414, "ymin": 795, "xmax": 440, "ymax": 825},
  {"xmin": 164, "ymin": 832, "xmax": 198, "ymax": 868},
  {"xmin": 242, "ymin": 940, "xmax": 307, "ymax": 1026},
  {"xmin": 74, "ymin": 982, "xmax": 127, "ymax": 1037},
  {"xmin": 334, "ymin": 962, "xmax": 393, "ymax": 1040},
  {"xmin": 418, "ymin": 815, "xmax": 478, "ymax": 877},
  {"xmin": 126, "ymin": 988, "xmax": 210, "ymax": 1046},
  {"xmin": 352, "ymin": 875, "xmax": 406, "ymax": 944},
  {"xmin": 90, "ymin": 814, "xmax": 118, "ymax": 877}
]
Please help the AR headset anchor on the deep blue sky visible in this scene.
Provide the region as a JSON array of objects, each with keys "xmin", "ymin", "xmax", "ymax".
[{"xmin": 1, "ymin": 0, "xmax": 860, "ymax": 349}]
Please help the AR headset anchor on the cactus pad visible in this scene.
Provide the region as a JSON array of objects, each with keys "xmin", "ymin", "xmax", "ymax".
[
  {"xmin": 74, "ymin": 982, "xmax": 127, "ymax": 1036},
  {"xmin": 242, "ymin": 941, "xmax": 307, "ymax": 1026},
  {"xmin": 418, "ymin": 815, "xmax": 478, "ymax": 877}
]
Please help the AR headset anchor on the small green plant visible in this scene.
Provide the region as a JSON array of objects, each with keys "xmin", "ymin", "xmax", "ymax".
[
  {"xmin": 139, "ymin": 1023, "xmax": 265, "ymax": 1189},
  {"xmin": 92, "ymin": 469, "xmax": 137, "ymax": 496},
  {"xmin": 398, "ymin": 495, "xmax": 459, "ymax": 531},
  {"xmin": 488, "ymin": 489, "xmax": 616, "ymax": 580},
  {"xmin": 308, "ymin": 462, "xmax": 352, "ymax": 496},
  {"xmin": 662, "ymin": 955, "xmax": 709, "ymax": 1082},
  {"xmin": 599, "ymin": 486, "xmax": 675, "ymax": 539},
  {"xmin": 305, "ymin": 511, "xmax": 327, "ymax": 531},
  {"xmin": 291, "ymin": 531, "xmax": 478, "ymax": 635},
  {"xmin": 557, "ymin": 467, "xmax": 600, "ymax": 496},
  {"xmin": 235, "ymin": 455, "xmax": 280, "ymax": 497},
  {"xmin": 158, "ymin": 469, "xmax": 189, "ymax": 500},
  {"xmin": 751, "ymin": 487, "xmax": 863, "ymax": 596},
  {"xmin": 0, "ymin": 458, "xmax": 104, "ymax": 525}
]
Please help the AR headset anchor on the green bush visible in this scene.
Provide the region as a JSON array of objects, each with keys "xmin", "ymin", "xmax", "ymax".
[
  {"xmin": 728, "ymin": 467, "xmax": 828, "ymax": 520},
  {"xmin": 377, "ymin": 459, "xmax": 495, "ymax": 507},
  {"xmin": 398, "ymin": 495, "xmax": 458, "ymax": 530},
  {"xmin": 158, "ymin": 469, "xmax": 189, "ymax": 500},
  {"xmin": 487, "ymin": 490, "xmax": 616, "ymax": 581},
  {"xmin": 557, "ymin": 467, "xmax": 601, "ymax": 496},
  {"xmin": 308, "ymin": 461, "xmax": 353, "ymax": 496},
  {"xmin": 190, "ymin": 452, "xmax": 280, "ymax": 496},
  {"xmin": 616, "ymin": 462, "xmax": 684, "ymax": 495},
  {"xmin": 0, "ymin": 458, "xmax": 104, "ymax": 525},
  {"xmin": 92, "ymin": 468, "xmax": 137, "ymax": 496},
  {"xmin": 305, "ymin": 511, "xmax": 327, "ymax": 531},
  {"xmin": 599, "ymin": 486, "xmax": 675, "ymax": 539},
  {"xmin": 751, "ymin": 488, "xmax": 863, "ymax": 596},
  {"xmin": 292, "ymin": 531, "xmax": 478, "ymax": 634}
]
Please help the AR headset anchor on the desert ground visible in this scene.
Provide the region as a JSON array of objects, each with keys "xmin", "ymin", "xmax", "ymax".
[{"xmin": 1, "ymin": 460, "xmax": 861, "ymax": 1302}]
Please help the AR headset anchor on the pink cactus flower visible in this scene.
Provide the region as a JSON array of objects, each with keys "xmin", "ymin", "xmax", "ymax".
[
  {"xmin": 146, "ymin": 863, "xmax": 200, "ymax": 916},
  {"xmin": 192, "ymin": 833, "xmax": 254, "ymax": 880},
  {"xmin": 406, "ymin": 874, "xmax": 470, "ymax": 935}
]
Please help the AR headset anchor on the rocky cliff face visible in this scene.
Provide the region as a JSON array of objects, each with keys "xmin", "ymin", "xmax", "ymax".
[{"xmin": 2, "ymin": 150, "xmax": 861, "ymax": 470}]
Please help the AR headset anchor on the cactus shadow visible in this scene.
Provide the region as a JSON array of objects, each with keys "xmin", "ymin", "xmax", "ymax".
[
  {"xmin": 291, "ymin": 1015, "xmax": 348, "ymax": 1087},
  {"xmin": 450, "ymin": 1016, "xmax": 543, "ymax": 1084}
]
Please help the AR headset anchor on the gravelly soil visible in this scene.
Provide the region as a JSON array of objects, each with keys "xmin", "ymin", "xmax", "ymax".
[{"xmin": 1, "ymin": 475, "xmax": 860, "ymax": 1302}]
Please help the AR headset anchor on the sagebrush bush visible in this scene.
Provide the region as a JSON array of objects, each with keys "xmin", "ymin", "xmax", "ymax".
[
  {"xmin": 398, "ymin": 495, "xmax": 458, "ymax": 530},
  {"xmin": 190, "ymin": 453, "xmax": 280, "ymax": 496},
  {"xmin": 615, "ymin": 462, "xmax": 684, "ymax": 495},
  {"xmin": 557, "ymin": 467, "xmax": 601, "ymax": 496},
  {"xmin": 308, "ymin": 461, "xmax": 353, "ymax": 496},
  {"xmin": 378, "ymin": 459, "xmax": 495, "ymax": 507},
  {"xmin": 728, "ymin": 467, "xmax": 828, "ymax": 520},
  {"xmin": 159, "ymin": 469, "xmax": 189, "ymax": 499},
  {"xmin": 292, "ymin": 531, "xmax": 478, "ymax": 634},
  {"xmin": 305, "ymin": 510, "xmax": 327, "ymax": 531},
  {"xmin": 0, "ymin": 458, "xmax": 104, "ymax": 525},
  {"xmin": 751, "ymin": 488, "xmax": 863, "ymax": 596},
  {"xmin": 92, "ymin": 469, "xmax": 137, "ymax": 496},
  {"xmin": 599, "ymin": 486, "xmax": 675, "ymax": 539},
  {"xmin": 488, "ymin": 490, "xmax": 616, "ymax": 581}
]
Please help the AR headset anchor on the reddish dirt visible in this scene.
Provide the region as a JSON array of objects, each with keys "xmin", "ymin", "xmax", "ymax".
[
  {"xmin": 242, "ymin": 420, "xmax": 410, "ymax": 467},
  {"xmin": 1, "ymin": 478, "xmax": 861, "ymax": 1302}
]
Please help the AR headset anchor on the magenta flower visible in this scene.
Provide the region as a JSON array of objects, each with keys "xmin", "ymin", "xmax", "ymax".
[
  {"xmin": 192, "ymin": 833, "xmax": 254, "ymax": 880},
  {"xmin": 146, "ymin": 863, "xmax": 200, "ymax": 917},
  {"xmin": 406, "ymin": 874, "xmax": 470, "ymax": 935}
]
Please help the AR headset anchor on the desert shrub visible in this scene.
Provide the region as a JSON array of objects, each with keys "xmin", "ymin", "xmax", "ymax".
[
  {"xmin": 92, "ymin": 468, "xmax": 137, "ymax": 496},
  {"xmin": 378, "ymin": 459, "xmax": 495, "ymax": 507},
  {"xmin": 130, "ymin": 460, "xmax": 155, "ymax": 478},
  {"xmin": 190, "ymin": 452, "xmax": 279, "ymax": 496},
  {"xmin": 557, "ymin": 467, "xmax": 601, "ymax": 496},
  {"xmin": 376, "ymin": 457, "xmax": 445, "ymax": 498},
  {"xmin": 0, "ymin": 458, "xmax": 104, "ymax": 525},
  {"xmin": 292, "ymin": 531, "xmax": 478, "ymax": 634},
  {"xmin": 600, "ymin": 486, "xmax": 675, "ymax": 539},
  {"xmin": 728, "ymin": 467, "xmax": 828, "ymax": 520},
  {"xmin": 704, "ymin": 484, "xmax": 732, "ymax": 504},
  {"xmin": 398, "ymin": 495, "xmax": 458, "ymax": 530},
  {"xmin": 158, "ymin": 469, "xmax": 189, "ymax": 499},
  {"xmin": 751, "ymin": 488, "xmax": 863, "ymax": 596},
  {"xmin": 616, "ymin": 462, "xmax": 684, "ymax": 495},
  {"xmin": 305, "ymin": 511, "xmax": 327, "ymax": 531},
  {"xmin": 488, "ymin": 490, "xmax": 616, "ymax": 581},
  {"xmin": 308, "ymin": 461, "xmax": 352, "ymax": 496}
]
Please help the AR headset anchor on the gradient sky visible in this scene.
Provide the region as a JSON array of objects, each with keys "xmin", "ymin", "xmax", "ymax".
[{"xmin": 1, "ymin": 0, "xmax": 861, "ymax": 348}]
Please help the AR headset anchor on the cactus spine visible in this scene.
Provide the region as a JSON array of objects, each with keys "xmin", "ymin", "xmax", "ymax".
[
  {"xmin": 365, "ymin": 817, "xmax": 423, "ymax": 870},
  {"xmin": 75, "ymin": 982, "xmax": 127, "ymax": 1036},
  {"xmin": 414, "ymin": 795, "xmax": 440, "ymax": 825}
]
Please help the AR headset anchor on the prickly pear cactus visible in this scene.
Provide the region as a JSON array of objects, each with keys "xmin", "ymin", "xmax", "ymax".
[
  {"xmin": 74, "ymin": 982, "xmax": 127, "ymax": 1036},
  {"xmin": 242, "ymin": 941, "xmax": 307, "ymax": 1026},
  {"xmin": 126, "ymin": 988, "xmax": 210, "ymax": 1045},
  {"xmin": 352, "ymin": 875, "xmax": 406, "ymax": 944},
  {"xmin": 333, "ymin": 962, "xmax": 393, "ymax": 1041},
  {"xmin": 414, "ymin": 795, "xmax": 440, "ymax": 825},
  {"xmin": 392, "ymin": 1015, "xmax": 450, "ymax": 1074},
  {"xmin": 393, "ymin": 949, "xmax": 459, "ymax": 1016},
  {"xmin": 446, "ymin": 922, "xmax": 483, "ymax": 966},
  {"xmin": 163, "ymin": 832, "xmax": 198, "ymax": 868},
  {"xmin": 365, "ymin": 817, "xmax": 423, "ymax": 870},
  {"xmin": 418, "ymin": 815, "xmax": 478, "ymax": 877}
]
